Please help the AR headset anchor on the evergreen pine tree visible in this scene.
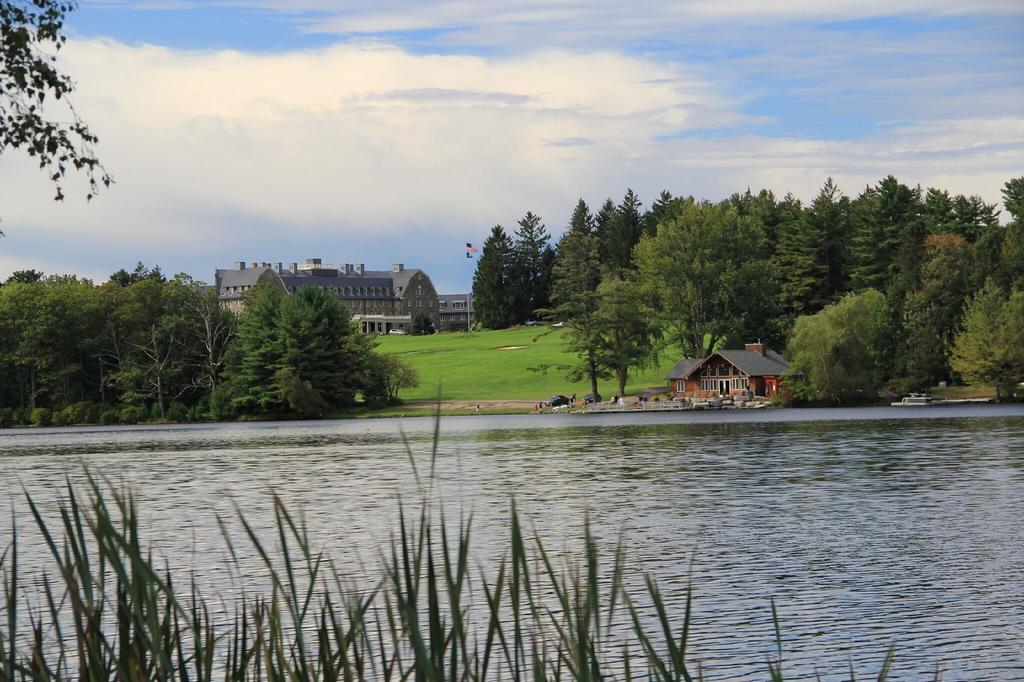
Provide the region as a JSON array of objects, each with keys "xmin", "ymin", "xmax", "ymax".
[
  {"xmin": 511, "ymin": 212, "xmax": 553, "ymax": 322},
  {"xmin": 643, "ymin": 190, "xmax": 677, "ymax": 237},
  {"xmin": 729, "ymin": 189, "xmax": 783, "ymax": 246},
  {"xmin": 771, "ymin": 193, "xmax": 822, "ymax": 315},
  {"xmin": 227, "ymin": 284, "xmax": 286, "ymax": 414},
  {"xmin": 813, "ymin": 177, "xmax": 852, "ymax": 301},
  {"xmin": 550, "ymin": 199, "xmax": 605, "ymax": 399},
  {"xmin": 594, "ymin": 198, "xmax": 618, "ymax": 266},
  {"xmin": 923, "ymin": 188, "xmax": 956, "ymax": 236},
  {"xmin": 1000, "ymin": 177, "xmax": 1024, "ymax": 290},
  {"xmin": 472, "ymin": 225, "xmax": 516, "ymax": 329},
  {"xmin": 603, "ymin": 189, "xmax": 644, "ymax": 272},
  {"xmin": 277, "ymin": 286, "xmax": 370, "ymax": 409},
  {"xmin": 951, "ymin": 195, "xmax": 999, "ymax": 243},
  {"xmin": 850, "ymin": 176, "xmax": 924, "ymax": 295}
]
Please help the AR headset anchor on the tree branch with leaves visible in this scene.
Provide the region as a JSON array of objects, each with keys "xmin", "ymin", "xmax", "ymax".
[{"xmin": 1, "ymin": 0, "xmax": 111, "ymax": 212}]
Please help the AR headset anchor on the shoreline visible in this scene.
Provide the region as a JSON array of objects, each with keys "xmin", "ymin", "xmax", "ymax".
[{"xmin": 0, "ymin": 397, "xmax": 1017, "ymax": 431}]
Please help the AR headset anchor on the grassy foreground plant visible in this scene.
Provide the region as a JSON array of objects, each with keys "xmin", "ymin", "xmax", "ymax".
[{"xmin": 0, "ymin": 471, "xmax": 903, "ymax": 681}]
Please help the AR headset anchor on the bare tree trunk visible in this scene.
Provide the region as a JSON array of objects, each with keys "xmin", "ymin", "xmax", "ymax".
[
  {"xmin": 587, "ymin": 351, "xmax": 600, "ymax": 400},
  {"xmin": 156, "ymin": 376, "xmax": 165, "ymax": 418},
  {"xmin": 98, "ymin": 360, "xmax": 106, "ymax": 405}
]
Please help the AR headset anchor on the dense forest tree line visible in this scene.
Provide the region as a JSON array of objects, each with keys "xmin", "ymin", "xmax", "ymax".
[
  {"xmin": 0, "ymin": 268, "xmax": 417, "ymax": 427},
  {"xmin": 474, "ymin": 176, "xmax": 1024, "ymax": 402}
]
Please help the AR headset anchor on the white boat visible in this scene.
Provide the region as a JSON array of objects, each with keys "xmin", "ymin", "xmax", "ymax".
[{"xmin": 891, "ymin": 394, "xmax": 933, "ymax": 407}]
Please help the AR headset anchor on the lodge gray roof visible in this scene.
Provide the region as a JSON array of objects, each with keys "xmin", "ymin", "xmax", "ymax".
[
  {"xmin": 216, "ymin": 267, "xmax": 270, "ymax": 289},
  {"xmin": 216, "ymin": 265, "xmax": 427, "ymax": 300},
  {"xmin": 666, "ymin": 348, "xmax": 789, "ymax": 380}
]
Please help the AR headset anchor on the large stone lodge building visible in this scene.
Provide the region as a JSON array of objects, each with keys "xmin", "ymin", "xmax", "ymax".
[{"xmin": 215, "ymin": 259, "xmax": 439, "ymax": 334}]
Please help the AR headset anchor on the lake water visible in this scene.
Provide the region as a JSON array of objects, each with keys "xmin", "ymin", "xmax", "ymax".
[{"xmin": 2, "ymin": 405, "xmax": 1024, "ymax": 680}]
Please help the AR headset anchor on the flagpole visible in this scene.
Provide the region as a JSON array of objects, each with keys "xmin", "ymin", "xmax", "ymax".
[{"xmin": 465, "ymin": 241, "xmax": 478, "ymax": 333}]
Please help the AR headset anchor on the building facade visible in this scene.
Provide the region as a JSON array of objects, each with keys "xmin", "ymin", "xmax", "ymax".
[
  {"xmin": 437, "ymin": 293, "xmax": 474, "ymax": 332},
  {"xmin": 215, "ymin": 259, "xmax": 439, "ymax": 333},
  {"xmin": 667, "ymin": 343, "xmax": 788, "ymax": 399}
]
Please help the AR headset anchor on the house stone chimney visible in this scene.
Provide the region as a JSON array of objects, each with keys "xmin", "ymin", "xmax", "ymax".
[
  {"xmin": 356, "ymin": 264, "xmax": 365, "ymax": 275},
  {"xmin": 290, "ymin": 262, "xmax": 299, "ymax": 274},
  {"xmin": 276, "ymin": 262, "xmax": 283, "ymax": 273},
  {"xmin": 343, "ymin": 264, "xmax": 353, "ymax": 275},
  {"xmin": 745, "ymin": 342, "xmax": 766, "ymax": 356},
  {"xmin": 393, "ymin": 263, "xmax": 405, "ymax": 272},
  {"xmin": 235, "ymin": 261, "xmax": 245, "ymax": 270}
]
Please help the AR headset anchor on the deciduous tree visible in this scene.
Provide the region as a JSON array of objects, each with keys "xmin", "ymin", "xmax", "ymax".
[
  {"xmin": 1, "ymin": 0, "xmax": 110, "ymax": 204},
  {"xmin": 593, "ymin": 275, "xmax": 658, "ymax": 398},
  {"xmin": 786, "ymin": 290, "xmax": 889, "ymax": 404},
  {"xmin": 634, "ymin": 199, "xmax": 776, "ymax": 357}
]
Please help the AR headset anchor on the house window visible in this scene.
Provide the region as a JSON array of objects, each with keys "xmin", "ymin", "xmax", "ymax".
[{"xmin": 676, "ymin": 380, "xmax": 685, "ymax": 392}]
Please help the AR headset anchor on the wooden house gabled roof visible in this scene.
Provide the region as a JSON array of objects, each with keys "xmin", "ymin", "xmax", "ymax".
[
  {"xmin": 714, "ymin": 349, "xmax": 788, "ymax": 377},
  {"xmin": 666, "ymin": 357, "xmax": 703, "ymax": 381},
  {"xmin": 667, "ymin": 349, "xmax": 789, "ymax": 381}
]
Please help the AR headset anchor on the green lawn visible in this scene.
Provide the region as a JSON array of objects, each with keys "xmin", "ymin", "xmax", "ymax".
[{"xmin": 376, "ymin": 327, "xmax": 680, "ymax": 401}]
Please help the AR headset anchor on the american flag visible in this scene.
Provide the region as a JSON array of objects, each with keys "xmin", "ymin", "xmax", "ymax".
[{"xmin": 465, "ymin": 242, "xmax": 479, "ymax": 258}]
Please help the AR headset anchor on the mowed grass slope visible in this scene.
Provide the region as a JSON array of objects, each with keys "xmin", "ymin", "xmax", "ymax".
[{"xmin": 376, "ymin": 327, "xmax": 680, "ymax": 401}]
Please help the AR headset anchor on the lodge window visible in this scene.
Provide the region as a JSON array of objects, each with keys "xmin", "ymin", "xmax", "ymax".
[{"xmin": 676, "ymin": 380, "xmax": 685, "ymax": 392}]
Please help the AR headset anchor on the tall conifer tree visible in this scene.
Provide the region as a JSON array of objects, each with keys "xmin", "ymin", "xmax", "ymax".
[
  {"xmin": 550, "ymin": 199, "xmax": 606, "ymax": 399},
  {"xmin": 603, "ymin": 189, "xmax": 644, "ymax": 273},
  {"xmin": 511, "ymin": 212, "xmax": 553, "ymax": 322},
  {"xmin": 472, "ymin": 225, "xmax": 516, "ymax": 329}
]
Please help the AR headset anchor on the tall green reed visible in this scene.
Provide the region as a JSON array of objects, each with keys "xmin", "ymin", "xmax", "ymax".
[{"xmin": 1, "ymin": 459, "xmax": 907, "ymax": 681}]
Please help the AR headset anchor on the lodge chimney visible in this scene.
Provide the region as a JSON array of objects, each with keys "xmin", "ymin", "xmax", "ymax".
[
  {"xmin": 290, "ymin": 262, "xmax": 299, "ymax": 274},
  {"xmin": 745, "ymin": 342, "xmax": 765, "ymax": 356},
  {"xmin": 356, "ymin": 263, "xmax": 365, "ymax": 275},
  {"xmin": 393, "ymin": 263, "xmax": 405, "ymax": 272},
  {"xmin": 235, "ymin": 261, "xmax": 245, "ymax": 270}
]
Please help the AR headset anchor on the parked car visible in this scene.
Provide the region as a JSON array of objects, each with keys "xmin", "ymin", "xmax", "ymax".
[
  {"xmin": 582, "ymin": 393, "xmax": 599, "ymax": 404},
  {"xmin": 546, "ymin": 394, "xmax": 571, "ymax": 408},
  {"xmin": 387, "ymin": 328, "xmax": 407, "ymax": 335},
  {"xmin": 524, "ymin": 320, "xmax": 543, "ymax": 326}
]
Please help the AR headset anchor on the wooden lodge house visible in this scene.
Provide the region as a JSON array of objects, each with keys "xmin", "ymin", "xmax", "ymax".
[{"xmin": 667, "ymin": 343, "xmax": 789, "ymax": 399}]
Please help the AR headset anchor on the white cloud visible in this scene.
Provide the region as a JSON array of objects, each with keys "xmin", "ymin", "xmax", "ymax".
[{"xmin": 0, "ymin": 38, "xmax": 1020, "ymax": 289}]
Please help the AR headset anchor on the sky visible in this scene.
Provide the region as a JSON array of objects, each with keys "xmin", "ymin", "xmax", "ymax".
[{"xmin": 1, "ymin": 1, "xmax": 1022, "ymax": 292}]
